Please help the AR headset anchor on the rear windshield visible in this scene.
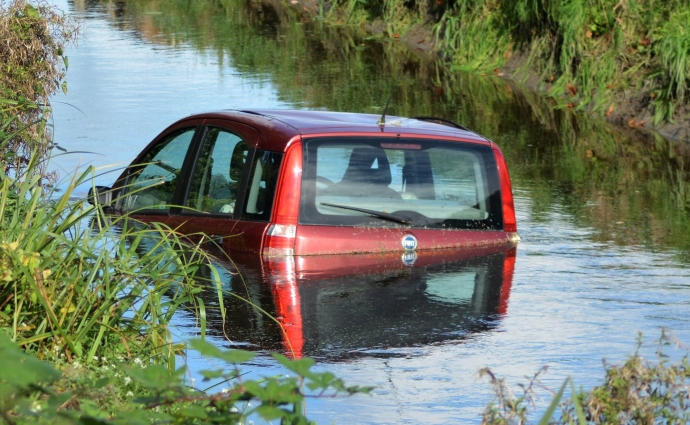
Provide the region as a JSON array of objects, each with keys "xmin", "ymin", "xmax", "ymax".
[{"xmin": 299, "ymin": 137, "xmax": 504, "ymax": 230}]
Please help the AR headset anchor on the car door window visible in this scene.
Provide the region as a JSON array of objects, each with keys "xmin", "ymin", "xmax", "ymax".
[
  {"xmin": 121, "ymin": 128, "xmax": 196, "ymax": 212},
  {"xmin": 186, "ymin": 128, "xmax": 248, "ymax": 214}
]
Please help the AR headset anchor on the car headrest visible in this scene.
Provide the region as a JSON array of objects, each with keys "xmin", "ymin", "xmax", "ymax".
[{"xmin": 341, "ymin": 147, "xmax": 392, "ymax": 186}]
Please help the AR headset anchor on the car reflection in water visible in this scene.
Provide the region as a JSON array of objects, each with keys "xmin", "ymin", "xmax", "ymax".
[{"xmin": 202, "ymin": 245, "xmax": 516, "ymax": 361}]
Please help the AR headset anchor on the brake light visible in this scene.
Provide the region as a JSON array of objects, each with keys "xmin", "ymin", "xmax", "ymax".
[
  {"xmin": 263, "ymin": 138, "xmax": 302, "ymax": 257},
  {"xmin": 492, "ymin": 145, "xmax": 518, "ymax": 234}
]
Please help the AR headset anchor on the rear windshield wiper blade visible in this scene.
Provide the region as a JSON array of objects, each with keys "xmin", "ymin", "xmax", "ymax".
[{"xmin": 320, "ymin": 202, "xmax": 411, "ymax": 225}]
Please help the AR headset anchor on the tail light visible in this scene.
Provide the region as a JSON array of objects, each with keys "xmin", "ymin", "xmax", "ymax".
[
  {"xmin": 263, "ymin": 138, "xmax": 302, "ymax": 257},
  {"xmin": 264, "ymin": 256, "xmax": 304, "ymax": 359},
  {"xmin": 492, "ymin": 145, "xmax": 519, "ymax": 236}
]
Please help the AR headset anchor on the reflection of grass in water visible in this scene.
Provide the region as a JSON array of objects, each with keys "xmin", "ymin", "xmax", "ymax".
[{"xmin": 97, "ymin": 0, "xmax": 690, "ymax": 258}]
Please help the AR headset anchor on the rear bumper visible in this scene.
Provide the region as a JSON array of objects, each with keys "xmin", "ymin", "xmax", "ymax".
[{"xmin": 293, "ymin": 225, "xmax": 517, "ymax": 256}]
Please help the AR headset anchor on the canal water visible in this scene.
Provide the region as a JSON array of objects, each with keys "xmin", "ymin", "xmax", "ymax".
[{"xmin": 51, "ymin": 0, "xmax": 690, "ymax": 423}]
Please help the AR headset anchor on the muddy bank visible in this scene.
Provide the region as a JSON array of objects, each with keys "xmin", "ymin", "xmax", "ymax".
[{"xmin": 284, "ymin": 0, "xmax": 689, "ymax": 144}]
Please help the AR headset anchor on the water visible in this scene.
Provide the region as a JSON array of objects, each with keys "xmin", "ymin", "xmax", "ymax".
[{"xmin": 50, "ymin": 0, "xmax": 690, "ymax": 423}]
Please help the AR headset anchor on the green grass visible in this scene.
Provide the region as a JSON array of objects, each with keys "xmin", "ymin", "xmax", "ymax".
[
  {"xmin": 430, "ymin": 0, "xmax": 690, "ymax": 124},
  {"xmin": 0, "ymin": 157, "xmax": 227, "ymax": 368},
  {"xmin": 315, "ymin": 0, "xmax": 690, "ymax": 124}
]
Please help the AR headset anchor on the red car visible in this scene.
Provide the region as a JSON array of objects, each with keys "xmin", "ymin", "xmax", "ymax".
[{"xmin": 90, "ymin": 109, "xmax": 519, "ymax": 256}]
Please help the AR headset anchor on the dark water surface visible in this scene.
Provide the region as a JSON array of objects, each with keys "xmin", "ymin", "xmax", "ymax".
[{"xmin": 51, "ymin": 0, "xmax": 690, "ymax": 423}]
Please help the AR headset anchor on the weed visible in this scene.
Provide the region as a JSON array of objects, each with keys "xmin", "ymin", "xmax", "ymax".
[{"xmin": 481, "ymin": 331, "xmax": 690, "ymax": 424}]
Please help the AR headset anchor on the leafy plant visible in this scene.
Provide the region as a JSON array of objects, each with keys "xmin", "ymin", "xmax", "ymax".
[
  {"xmin": 0, "ymin": 154, "xmax": 226, "ymax": 367},
  {"xmin": 0, "ymin": 332, "xmax": 371, "ymax": 424}
]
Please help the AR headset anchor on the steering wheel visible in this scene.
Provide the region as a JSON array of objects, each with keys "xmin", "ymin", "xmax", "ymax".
[{"xmin": 316, "ymin": 176, "xmax": 335, "ymax": 190}]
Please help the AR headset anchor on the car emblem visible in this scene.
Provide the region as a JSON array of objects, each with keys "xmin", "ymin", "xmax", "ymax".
[
  {"xmin": 401, "ymin": 251, "xmax": 418, "ymax": 266},
  {"xmin": 401, "ymin": 234, "xmax": 418, "ymax": 251}
]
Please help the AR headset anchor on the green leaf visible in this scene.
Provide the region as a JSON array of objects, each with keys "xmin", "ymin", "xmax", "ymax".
[
  {"xmin": 273, "ymin": 353, "xmax": 315, "ymax": 377},
  {"xmin": 125, "ymin": 365, "xmax": 184, "ymax": 391},
  {"xmin": 189, "ymin": 339, "xmax": 256, "ymax": 364},
  {"xmin": 94, "ymin": 377, "xmax": 110, "ymax": 389},
  {"xmin": 197, "ymin": 297, "xmax": 206, "ymax": 340},
  {"xmin": 174, "ymin": 405, "xmax": 209, "ymax": 419},
  {"xmin": 569, "ymin": 380, "xmax": 587, "ymax": 425},
  {"xmin": 189, "ymin": 338, "xmax": 225, "ymax": 358},
  {"xmin": 220, "ymin": 349, "xmax": 256, "ymax": 364},
  {"xmin": 256, "ymin": 405, "xmax": 289, "ymax": 420},
  {"xmin": 0, "ymin": 333, "xmax": 60, "ymax": 389},
  {"xmin": 199, "ymin": 370, "xmax": 225, "ymax": 380}
]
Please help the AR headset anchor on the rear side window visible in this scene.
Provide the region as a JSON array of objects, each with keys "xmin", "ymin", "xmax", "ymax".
[
  {"xmin": 300, "ymin": 137, "xmax": 503, "ymax": 230},
  {"xmin": 241, "ymin": 150, "xmax": 282, "ymax": 221}
]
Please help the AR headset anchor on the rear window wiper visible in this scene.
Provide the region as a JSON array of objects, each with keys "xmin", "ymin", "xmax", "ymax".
[{"xmin": 320, "ymin": 202, "xmax": 411, "ymax": 225}]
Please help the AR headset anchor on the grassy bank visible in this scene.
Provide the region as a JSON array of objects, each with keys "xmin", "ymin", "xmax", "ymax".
[{"xmin": 322, "ymin": 0, "xmax": 690, "ymax": 134}]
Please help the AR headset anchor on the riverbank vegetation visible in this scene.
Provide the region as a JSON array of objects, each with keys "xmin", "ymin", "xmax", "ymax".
[
  {"xmin": 482, "ymin": 331, "xmax": 690, "ymax": 425},
  {"xmin": 324, "ymin": 0, "xmax": 690, "ymax": 128},
  {"xmin": 0, "ymin": 0, "xmax": 77, "ymax": 180}
]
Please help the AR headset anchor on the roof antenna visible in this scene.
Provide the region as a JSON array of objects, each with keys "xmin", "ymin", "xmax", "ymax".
[{"xmin": 377, "ymin": 92, "xmax": 393, "ymax": 130}]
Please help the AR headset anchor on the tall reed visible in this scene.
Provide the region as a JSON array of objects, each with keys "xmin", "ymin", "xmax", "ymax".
[{"xmin": 0, "ymin": 141, "xmax": 225, "ymax": 369}]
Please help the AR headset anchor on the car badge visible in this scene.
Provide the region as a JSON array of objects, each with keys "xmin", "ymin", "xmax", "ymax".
[
  {"xmin": 401, "ymin": 251, "xmax": 418, "ymax": 266},
  {"xmin": 401, "ymin": 234, "xmax": 418, "ymax": 251}
]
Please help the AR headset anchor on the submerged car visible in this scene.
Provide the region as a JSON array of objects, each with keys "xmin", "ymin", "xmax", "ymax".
[{"xmin": 90, "ymin": 109, "xmax": 519, "ymax": 256}]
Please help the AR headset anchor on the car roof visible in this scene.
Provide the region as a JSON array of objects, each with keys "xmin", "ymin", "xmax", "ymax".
[{"xmin": 186, "ymin": 109, "xmax": 491, "ymax": 147}]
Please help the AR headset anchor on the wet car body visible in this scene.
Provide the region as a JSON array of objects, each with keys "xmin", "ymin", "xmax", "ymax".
[{"xmin": 92, "ymin": 109, "xmax": 519, "ymax": 257}]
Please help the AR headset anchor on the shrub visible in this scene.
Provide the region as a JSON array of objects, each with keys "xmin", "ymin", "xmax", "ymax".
[{"xmin": 0, "ymin": 0, "xmax": 78, "ymax": 179}]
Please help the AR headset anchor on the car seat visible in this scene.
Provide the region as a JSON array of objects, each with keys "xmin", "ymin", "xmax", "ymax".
[{"xmin": 330, "ymin": 147, "xmax": 401, "ymax": 199}]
